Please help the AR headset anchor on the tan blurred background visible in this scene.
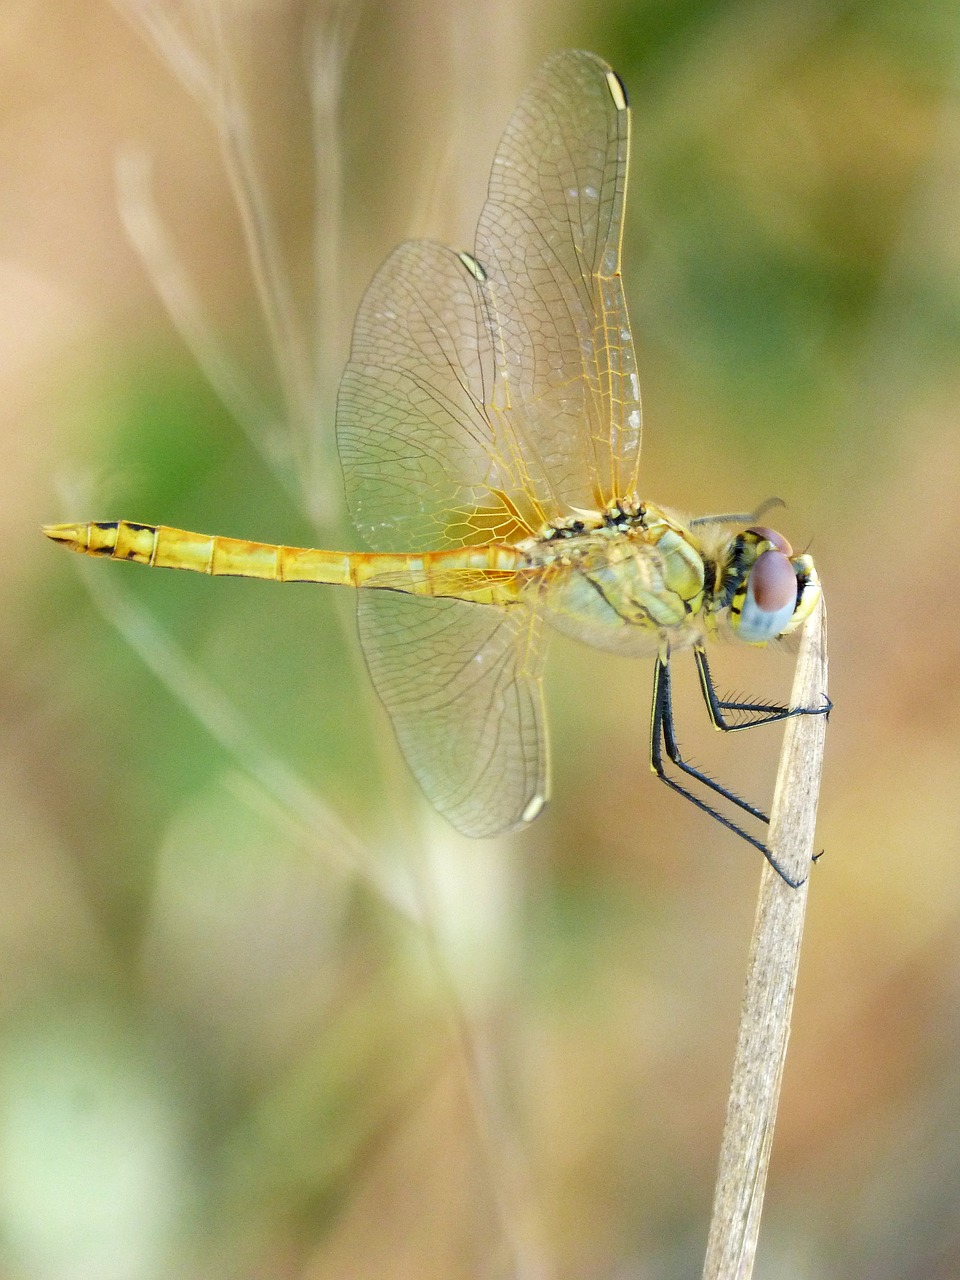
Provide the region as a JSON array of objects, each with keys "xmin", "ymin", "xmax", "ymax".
[{"xmin": 5, "ymin": 0, "xmax": 960, "ymax": 1276}]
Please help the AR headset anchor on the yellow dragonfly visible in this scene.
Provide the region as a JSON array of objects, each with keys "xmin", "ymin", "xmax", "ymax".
[{"xmin": 45, "ymin": 50, "xmax": 826, "ymax": 884}]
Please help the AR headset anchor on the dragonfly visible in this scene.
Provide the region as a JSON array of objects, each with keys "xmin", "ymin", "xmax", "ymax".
[{"xmin": 45, "ymin": 50, "xmax": 826, "ymax": 885}]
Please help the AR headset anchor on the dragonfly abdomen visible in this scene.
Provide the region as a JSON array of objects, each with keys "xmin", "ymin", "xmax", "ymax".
[
  {"xmin": 42, "ymin": 520, "xmax": 527, "ymax": 604},
  {"xmin": 43, "ymin": 521, "xmax": 360, "ymax": 584}
]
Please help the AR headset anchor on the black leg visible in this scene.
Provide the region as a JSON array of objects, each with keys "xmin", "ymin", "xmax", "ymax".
[
  {"xmin": 695, "ymin": 646, "xmax": 832, "ymax": 732},
  {"xmin": 649, "ymin": 652, "xmax": 806, "ymax": 888},
  {"xmin": 656, "ymin": 655, "xmax": 770, "ymax": 823},
  {"xmin": 650, "ymin": 655, "xmax": 773, "ymax": 824}
]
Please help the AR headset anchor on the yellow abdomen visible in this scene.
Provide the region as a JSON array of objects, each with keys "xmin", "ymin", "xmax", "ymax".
[{"xmin": 42, "ymin": 521, "xmax": 527, "ymax": 606}]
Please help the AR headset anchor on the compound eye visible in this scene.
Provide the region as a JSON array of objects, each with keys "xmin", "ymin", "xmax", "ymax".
[
  {"xmin": 737, "ymin": 549, "xmax": 798, "ymax": 643},
  {"xmin": 745, "ymin": 525, "xmax": 793, "ymax": 556}
]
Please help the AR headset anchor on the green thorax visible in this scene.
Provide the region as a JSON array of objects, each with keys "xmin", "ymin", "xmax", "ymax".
[{"xmin": 520, "ymin": 501, "xmax": 709, "ymax": 656}]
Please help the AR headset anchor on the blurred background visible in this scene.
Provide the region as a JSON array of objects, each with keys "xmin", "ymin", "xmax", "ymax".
[{"xmin": 5, "ymin": 0, "xmax": 960, "ymax": 1276}]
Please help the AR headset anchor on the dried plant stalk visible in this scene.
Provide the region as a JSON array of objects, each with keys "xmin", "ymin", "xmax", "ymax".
[{"xmin": 702, "ymin": 596, "xmax": 828, "ymax": 1279}]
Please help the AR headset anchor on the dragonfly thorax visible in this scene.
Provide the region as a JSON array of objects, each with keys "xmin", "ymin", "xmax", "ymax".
[{"xmin": 522, "ymin": 502, "xmax": 708, "ymax": 656}]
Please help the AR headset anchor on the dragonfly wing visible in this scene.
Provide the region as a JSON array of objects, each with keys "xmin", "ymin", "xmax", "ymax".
[
  {"xmin": 358, "ymin": 592, "xmax": 547, "ymax": 836},
  {"xmin": 338, "ymin": 239, "xmax": 538, "ymax": 552},
  {"xmin": 473, "ymin": 49, "xmax": 642, "ymax": 511},
  {"xmin": 338, "ymin": 51, "xmax": 641, "ymax": 554}
]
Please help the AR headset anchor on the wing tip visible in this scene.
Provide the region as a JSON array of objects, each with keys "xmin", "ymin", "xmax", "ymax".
[
  {"xmin": 604, "ymin": 67, "xmax": 628, "ymax": 112},
  {"xmin": 520, "ymin": 793, "xmax": 547, "ymax": 823}
]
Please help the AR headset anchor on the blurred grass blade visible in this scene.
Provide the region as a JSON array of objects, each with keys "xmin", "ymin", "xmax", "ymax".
[
  {"xmin": 115, "ymin": 145, "xmax": 298, "ymax": 497},
  {"xmin": 307, "ymin": 2, "xmax": 360, "ymax": 426},
  {"xmin": 110, "ymin": 0, "xmax": 219, "ymax": 108},
  {"xmin": 75, "ymin": 556, "xmax": 421, "ymax": 924},
  {"xmin": 113, "ymin": 0, "xmax": 317, "ymax": 497}
]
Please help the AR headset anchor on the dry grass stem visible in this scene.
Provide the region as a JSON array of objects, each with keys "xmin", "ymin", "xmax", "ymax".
[{"xmin": 702, "ymin": 595, "xmax": 829, "ymax": 1279}]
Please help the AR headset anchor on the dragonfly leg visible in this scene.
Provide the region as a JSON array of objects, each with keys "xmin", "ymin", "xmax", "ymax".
[
  {"xmin": 654, "ymin": 653, "xmax": 769, "ymax": 822},
  {"xmin": 695, "ymin": 646, "xmax": 832, "ymax": 732},
  {"xmin": 650, "ymin": 652, "xmax": 805, "ymax": 888}
]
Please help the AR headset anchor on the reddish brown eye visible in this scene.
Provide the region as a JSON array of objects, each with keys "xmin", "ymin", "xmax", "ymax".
[
  {"xmin": 746, "ymin": 525, "xmax": 793, "ymax": 556},
  {"xmin": 735, "ymin": 548, "xmax": 800, "ymax": 643},
  {"xmin": 750, "ymin": 549, "xmax": 797, "ymax": 612}
]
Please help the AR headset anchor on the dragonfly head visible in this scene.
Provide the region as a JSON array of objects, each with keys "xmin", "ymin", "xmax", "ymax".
[{"xmin": 726, "ymin": 526, "xmax": 820, "ymax": 645}]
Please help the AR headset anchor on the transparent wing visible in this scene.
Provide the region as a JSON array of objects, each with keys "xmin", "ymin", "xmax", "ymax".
[
  {"xmin": 338, "ymin": 239, "xmax": 540, "ymax": 552},
  {"xmin": 474, "ymin": 48, "xmax": 641, "ymax": 511},
  {"xmin": 337, "ymin": 49, "xmax": 640, "ymax": 554},
  {"xmin": 358, "ymin": 592, "xmax": 547, "ymax": 836},
  {"xmin": 337, "ymin": 52, "xmax": 637, "ymax": 835}
]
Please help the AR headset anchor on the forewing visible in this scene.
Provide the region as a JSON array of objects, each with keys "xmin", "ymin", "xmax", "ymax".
[
  {"xmin": 358, "ymin": 592, "xmax": 548, "ymax": 837},
  {"xmin": 474, "ymin": 49, "xmax": 642, "ymax": 510},
  {"xmin": 338, "ymin": 240, "xmax": 540, "ymax": 552},
  {"xmin": 337, "ymin": 51, "xmax": 641, "ymax": 554}
]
